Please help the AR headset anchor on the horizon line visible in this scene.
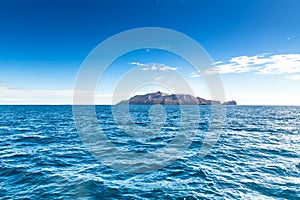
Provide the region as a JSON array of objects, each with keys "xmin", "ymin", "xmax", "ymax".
[{"xmin": 1, "ymin": 104, "xmax": 300, "ymax": 106}]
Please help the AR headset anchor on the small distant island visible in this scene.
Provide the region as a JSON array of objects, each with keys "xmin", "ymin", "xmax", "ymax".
[{"xmin": 117, "ymin": 91, "xmax": 237, "ymax": 105}]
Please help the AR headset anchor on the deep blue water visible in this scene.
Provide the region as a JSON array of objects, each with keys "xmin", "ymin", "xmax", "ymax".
[{"xmin": 0, "ymin": 105, "xmax": 299, "ymax": 199}]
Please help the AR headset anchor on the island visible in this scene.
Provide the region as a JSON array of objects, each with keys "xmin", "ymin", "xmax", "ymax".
[{"xmin": 117, "ymin": 91, "xmax": 237, "ymax": 105}]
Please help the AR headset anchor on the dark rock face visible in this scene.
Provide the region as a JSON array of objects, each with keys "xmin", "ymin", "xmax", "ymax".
[
  {"xmin": 222, "ymin": 100, "xmax": 237, "ymax": 105},
  {"xmin": 117, "ymin": 91, "xmax": 237, "ymax": 105}
]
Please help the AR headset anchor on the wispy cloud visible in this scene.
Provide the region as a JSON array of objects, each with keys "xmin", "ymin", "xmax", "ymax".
[
  {"xmin": 287, "ymin": 35, "xmax": 296, "ymax": 40},
  {"xmin": 190, "ymin": 53, "xmax": 300, "ymax": 80},
  {"xmin": 284, "ymin": 74, "xmax": 300, "ymax": 80},
  {"xmin": 189, "ymin": 72, "xmax": 202, "ymax": 78},
  {"xmin": 155, "ymin": 76, "xmax": 165, "ymax": 80},
  {"xmin": 130, "ymin": 62, "xmax": 177, "ymax": 71}
]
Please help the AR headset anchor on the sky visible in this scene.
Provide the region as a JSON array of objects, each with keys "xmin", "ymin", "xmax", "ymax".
[{"xmin": 0, "ymin": 0, "xmax": 300, "ymax": 105}]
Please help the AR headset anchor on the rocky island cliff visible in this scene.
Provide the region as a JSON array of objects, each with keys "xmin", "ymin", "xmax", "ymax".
[{"xmin": 117, "ymin": 91, "xmax": 237, "ymax": 105}]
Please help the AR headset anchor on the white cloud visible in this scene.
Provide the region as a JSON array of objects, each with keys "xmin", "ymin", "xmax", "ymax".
[
  {"xmin": 150, "ymin": 65, "xmax": 158, "ymax": 71},
  {"xmin": 130, "ymin": 62, "xmax": 177, "ymax": 71},
  {"xmin": 159, "ymin": 65, "xmax": 177, "ymax": 71},
  {"xmin": 257, "ymin": 54, "xmax": 300, "ymax": 75},
  {"xmin": 206, "ymin": 63, "xmax": 252, "ymax": 74},
  {"xmin": 189, "ymin": 72, "xmax": 202, "ymax": 78},
  {"xmin": 284, "ymin": 74, "xmax": 300, "ymax": 80},
  {"xmin": 212, "ymin": 61, "xmax": 222, "ymax": 65},
  {"xmin": 129, "ymin": 62, "xmax": 148, "ymax": 67},
  {"xmin": 195, "ymin": 53, "xmax": 300, "ymax": 80},
  {"xmin": 155, "ymin": 76, "xmax": 165, "ymax": 80}
]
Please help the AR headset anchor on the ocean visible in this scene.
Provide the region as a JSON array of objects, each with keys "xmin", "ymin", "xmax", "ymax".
[{"xmin": 0, "ymin": 105, "xmax": 299, "ymax": 199}]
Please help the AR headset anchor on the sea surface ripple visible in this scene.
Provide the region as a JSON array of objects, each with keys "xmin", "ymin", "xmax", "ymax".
[{"xmin": 0, "ymin": 105, "xmax": 299, "ymax": 199}]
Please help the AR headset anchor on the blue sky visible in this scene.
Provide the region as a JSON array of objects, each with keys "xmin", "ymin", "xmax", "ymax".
[{"xmin": 0, "ymin": 0, "xmax": 300, "ymax": 104}]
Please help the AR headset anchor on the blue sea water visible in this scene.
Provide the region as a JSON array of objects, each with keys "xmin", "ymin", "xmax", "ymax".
[{"xmin": 0, "ymin": 105, "xmax": 299, "ymax": 199}]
